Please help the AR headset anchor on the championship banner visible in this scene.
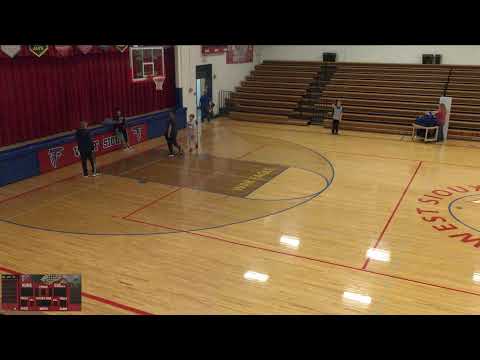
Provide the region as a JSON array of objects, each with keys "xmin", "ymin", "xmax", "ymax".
[
  {"xmin": 77, "ymin": 45, "xmax": 93, "ymax": 54},
  {"xmin": 29, "ymin": 45, "xmax": 49, "ymax": 58},
  {"xmin": 1, "ymin": 45, "xmax": 22, "ymax": 58},
  {"xmin": 38, "ymin": 123, "xmax": 148, "ymax": 173},
  {"xmin": 201, "ymin": 45, "xmax": 228, "ymax": 56},
  {"xmin": 98, "ymin": 45, "xmax": 112, "ymax": 51},
  {"xmin": 226, "ymin": 45, "xmax": 253, "ymax": 64},
  {"xmin": 439, "ymin": 96, "xmax": 452, "ymax": 142},
  {"xmin": 116, "ymin": 45, "xmax": 128, "ymax": 53},
  {"xmin": 54, "ymin": 45, "xmax": 73, "ymax": 57}
]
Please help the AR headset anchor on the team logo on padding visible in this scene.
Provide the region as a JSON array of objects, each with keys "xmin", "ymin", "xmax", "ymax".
[
  {"xmin": 48, "ymin": 147, "xmax": 64, "ymax": 169},
  {"xmin": 132, "ymin": 127, "xmax": 143, "ymax": 143}
]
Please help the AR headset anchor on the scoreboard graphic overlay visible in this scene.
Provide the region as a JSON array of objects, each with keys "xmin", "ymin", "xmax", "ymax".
[{"xmin": 1, "ymin": 274, "xmax": 81, "ymax": 311}]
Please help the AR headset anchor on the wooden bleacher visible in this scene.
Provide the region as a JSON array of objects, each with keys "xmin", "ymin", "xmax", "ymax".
[
  {"xmin": 228, "ymin": 60, "xmax": 480, "ymax": 139},
  {"xmin": 307, "ymin": 61, "xmax": 480, "ymax": 140},
  {"xmin": 228, "ymin": 61, "xmax": 329, "ymax": 125}
]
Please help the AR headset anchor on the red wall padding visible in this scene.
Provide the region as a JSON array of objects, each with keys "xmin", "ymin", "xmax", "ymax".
[{"xmin": 0, "ymin": 47, "xmax": 176, "ymax": 147}]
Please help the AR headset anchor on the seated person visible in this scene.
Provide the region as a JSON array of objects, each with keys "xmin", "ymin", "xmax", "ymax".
[{"xmin": 422, "ymin": 103, "xmax": 447, "ymax": 141}]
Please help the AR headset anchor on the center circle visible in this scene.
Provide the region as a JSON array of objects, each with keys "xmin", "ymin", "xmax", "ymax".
[{"xmin": 448, "ymin": 194, "xmax": 480, "ymax": 233}]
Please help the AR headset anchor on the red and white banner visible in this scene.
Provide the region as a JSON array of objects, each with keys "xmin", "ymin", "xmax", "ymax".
[
  {"xmin": 29, "ymin": 45, "xmax": 49, "ymax": 58},
  {"xmin": 38, "ymin": 124, "xmax": 148, "ymax": 173},
  {"xmin": 226, "ymin": 45, "xmax": 253, "ymax": 64},
  {"xmin": 201, "ymin": 46, "xmax": 228, "ymax": 56},
  {"xmin": 55, "ymin": 45, "xmax": 73, "ymax": 57},
  {"xmin": 77, "ymin": 45, "xmax": 93, "ymax": 54},
  {"xmin": 1, "ymin": 45, "xmax": 21, "ymax": 58},
  {"xmin": 116, "ymin": 45, "xmax": 128, "ymax": 53}
]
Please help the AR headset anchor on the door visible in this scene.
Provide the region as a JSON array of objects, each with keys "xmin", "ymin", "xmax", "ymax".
[{"xmin": 196, "ymin": 64, "xmax": 213, "ymax": 102}]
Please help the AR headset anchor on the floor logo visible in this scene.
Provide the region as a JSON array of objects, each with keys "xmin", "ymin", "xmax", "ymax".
[{"xmin": 417, "ymin": 185, "xmax": 480, "ymax": 248}]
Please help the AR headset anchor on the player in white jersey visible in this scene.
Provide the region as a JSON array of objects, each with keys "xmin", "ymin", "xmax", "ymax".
[{"xmin": 187, "ymin": 113, "xmax": 199, "ymax": 153}]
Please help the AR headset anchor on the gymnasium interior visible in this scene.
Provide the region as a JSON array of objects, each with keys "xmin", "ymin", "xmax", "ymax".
[{"xmin": 1, "ymin": 45, "xmax": 480, "ymax": 315}]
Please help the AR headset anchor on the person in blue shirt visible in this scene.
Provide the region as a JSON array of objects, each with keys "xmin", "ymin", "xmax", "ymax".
[{"xmin": 199, "ymin": 90, "xmax": 211, "ymax": 123}]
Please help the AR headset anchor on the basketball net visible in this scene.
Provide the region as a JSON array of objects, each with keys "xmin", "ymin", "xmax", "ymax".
[{"xmin": 152, "ymin": 76, "xmax": 166, "ymax": 91}]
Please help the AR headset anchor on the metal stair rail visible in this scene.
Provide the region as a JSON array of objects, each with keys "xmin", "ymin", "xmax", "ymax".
[
  {"xmin": 296, "ymin": 63, "xmax": 337, "ymax": 124},
  {"xmin": 219, "ymin": 90, "xmax": 234, "ymax": 116}
]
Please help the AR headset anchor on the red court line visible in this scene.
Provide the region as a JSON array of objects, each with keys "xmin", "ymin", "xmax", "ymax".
[
  {"xmin": 123, "ymin": 217, "xmax": 480, "ymax": 300},
  {"xmin": 123, "ymin": 217, "xmax": 363, "ymax": 271},
  {"xmin": 230, "ymin": 122, "xmax": 480, "ymax": 170},
  {"xmin": 0, "ymin": 131, "xmax": 188, "ymax": 208},
  {"xmin": 325, "ymin": 150, "xmax": 480, "ymax": 170},
  {"xmin": 236, "ymin": 145, "xmax": 267, "ymax": 160},
  {"xmin": 0, "ymin": 265, "xmax": 152, "ymax": 315},
  {"xmin": 0, "ymin": 266, "xmax": 20, "ymax": 274},
  {"xmin": 364, "ymin": 269, "xmax": 480, "ymax": 298},
  {"xmin": 361, "ymin": 161, "xmax": 423, "ymax": 270},
  {"xmin": 229, "ymin": 121, "xmax": 480, "ymax": 150},
  {"xmin": 122, "ymin": 187, "xmax": 181, "ymax": 219},
  {"xmin": 0, "ymin": 175, "xmax": 78, "ymax": 206},
  {"xmin": 325, "ymin": 150, "xmax": 418, "ymax": 163},
  {"xmin": 80, "ymin": 292, "xmax": 152, "ymax": 315}
]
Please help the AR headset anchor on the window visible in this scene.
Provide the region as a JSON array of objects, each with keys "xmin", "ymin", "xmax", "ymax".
[{"xmin": 130, "ymin": 46, "xmax": 165, "ymax": 81}]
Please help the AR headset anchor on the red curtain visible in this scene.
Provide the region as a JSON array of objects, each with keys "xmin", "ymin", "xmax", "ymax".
[{"xmin": 0, "ymin": 47, "xmax": 176, "ymax": 147}]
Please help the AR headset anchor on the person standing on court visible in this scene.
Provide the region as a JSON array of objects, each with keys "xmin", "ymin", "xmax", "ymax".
[
  {"xmin": 75, "ymin": 121, "xmax": 98, "ymax": 177},
  {"xmin": 199, "ymin": 89, "xmax": 211, "ymax": 123},
  {"xmin": 165, "ymin": 111, "xmax": 184, "ymax": 157},
  {"xmin": 187, "ymin": 113, "xmax": 199, "ymax": 152},
  {"xmin": 112, "ymin": 108, "xmax": 132, "ymax": 151},
  {"xmin": 331, "ymin": 100, "xmax": 343, "ymax": 135},
  {"xmin": 207, "ymin": 100, "xmax": 215, "ymax": 122}
]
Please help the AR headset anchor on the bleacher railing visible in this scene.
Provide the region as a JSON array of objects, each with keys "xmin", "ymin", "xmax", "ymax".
[
  {"xmin": 307, "ymin": 63, "xmax": 337, "ymax": 124},
  {"xmin": 312, "ymin": 95, "xmax": 331, "ymax": 124},
  {"xmin": 219, "ymin": 90, "xmax": 234, "ymax": 116},
  {"xmin": 443, "ymin": 67, "xmax": 453, "ymax": 97}
]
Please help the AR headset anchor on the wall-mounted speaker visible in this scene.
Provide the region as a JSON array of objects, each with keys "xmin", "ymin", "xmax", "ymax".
[
  {"xmin": 323, "ymin": 52, "xmax": 337, "ymax": 62},
  {"xmin": 422, "ymin": 54, "xmax": 434, "ymax": 64}
]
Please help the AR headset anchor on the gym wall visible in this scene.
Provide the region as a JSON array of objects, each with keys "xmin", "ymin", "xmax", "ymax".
[
  {"xmin": 175, "ymin": 45, "xmax": 260, "ymax": 118},
  {"xmin": 257, "ymin": 45, "xmax": 480, "ymax": 65}
]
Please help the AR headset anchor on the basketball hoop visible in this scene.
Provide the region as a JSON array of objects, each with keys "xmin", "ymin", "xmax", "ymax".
[{"xmin": 152, "ymin": 76, "xmax": 165, "ymax": 91}]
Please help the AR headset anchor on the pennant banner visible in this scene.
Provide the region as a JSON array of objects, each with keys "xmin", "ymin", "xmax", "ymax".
[
  {"xmin": 226, "ymin": 45, "xmax": 253, "ymax": 64},
  {"xmin": 202, "ymin": 46, "xmax": 228, "ymax": 56},
  {"xmin": 77, "ymin": 45, "xmax": 93, "ymax": 54},
  {"xmin": 98, "ymin": 45, "xmax": 111, "ymax": 51},
  {"xmin": 29, "ymin": 45, "xmax": 49, "ymax": 58},
  {"xmin": 116, "ymin": 45, "xmax": 128, "ymax": 53},
  {"xmin": 1, "ymin": 45, "xmax": 22, "ymax": 58},
  {"xmin": 55, "ymin": 45, "xmax": 73, "ymax": 57}
]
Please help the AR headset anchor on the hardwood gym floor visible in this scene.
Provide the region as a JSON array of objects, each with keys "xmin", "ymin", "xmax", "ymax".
[{"xmin": 1, "ymin": 118, "xmax": 480, "ymax": 314}]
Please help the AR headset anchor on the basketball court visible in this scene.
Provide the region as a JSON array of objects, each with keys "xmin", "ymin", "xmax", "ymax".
[{"xmin": 2, "ymin": 118, "xmax": 480, "ymax": 314}]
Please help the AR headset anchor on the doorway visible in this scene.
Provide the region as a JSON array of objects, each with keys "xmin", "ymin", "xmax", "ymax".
[{"xmin": 196, "ymin": 64, "xmax": 213, "ymax": 120}]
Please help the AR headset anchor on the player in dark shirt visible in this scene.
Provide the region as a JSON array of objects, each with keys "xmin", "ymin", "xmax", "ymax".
[
  {"xmin": 112, "ymin": 108, "xmax": 132, "ymax": 151},
  {"xmin": 75, "ymin": 121, "xmax": 98, "ymax": 177},
  {"xmin": 165, "ymin": 111, "xmax": 183, "ymax": 157}
]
